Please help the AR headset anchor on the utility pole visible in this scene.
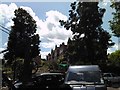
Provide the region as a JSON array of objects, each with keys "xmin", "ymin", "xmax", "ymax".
[
  {"xmin": 0, "ymin": 1, "xmax": 3, "ymax": 50},
  {"xmin": 0, "ymin": 26, "xmax": 2, "ymax": 53},
  {"xmin": 0, "ymin": 1, "xmax": 3, "ymax": 87},
  {"xmin": 118, "ymin": 37, "xmax": 120, "ymax": 50},
  {"xmin": 0, "ymin": 26, "xmax": 2, "ymax": 88}
]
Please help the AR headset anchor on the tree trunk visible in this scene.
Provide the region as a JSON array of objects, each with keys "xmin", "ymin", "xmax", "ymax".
[{"xmin": 22, "ymin": 39, "xmax": 32, "ymax": 85}]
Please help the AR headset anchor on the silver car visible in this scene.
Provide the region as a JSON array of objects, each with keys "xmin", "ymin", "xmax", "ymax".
[{"xmin": 63, "ymin": 65, "xmax": 107, "ymax": 90}]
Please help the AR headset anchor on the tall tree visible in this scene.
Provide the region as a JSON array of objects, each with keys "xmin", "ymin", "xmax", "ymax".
[
  {"xmin": 108, "ymin": 50, "xmax": 120, "ymax": 67},
  {"xmin": 60, "ymin": 1, "xmax": 114, "ymax": 66},
  {"xmin": 108, "ymin": 50, "xmax": 120, "ymax": 74},
  {"xmin": 4, "ymin": 8, "xmax": 40, "ymax": 83},
  {"xmin": 109, "ymin": 1, "xmax": 120, "ymax": 50},
  {"xmin": 109, "ymin": 1, "xmax": 120, "ymax": 37}
]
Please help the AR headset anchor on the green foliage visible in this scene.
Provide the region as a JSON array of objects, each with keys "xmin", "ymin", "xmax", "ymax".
[
  {"xmin": 3, "ymin": 8, "xmax": 40, "ymax": 82},
  {"xmin": 109, "ymin": 1, "xmax": 120, "ymax": 37},
  {"xmin": 47, "ymin": 61, "xmax": 58, "ymax": 71},
  {"xmin": 107, "ymin": 50, "xmax": 120, "ymax": 74},
  {"xmin": 60, "ymin": 1, "xmax": 114, "ymax": 65},
  {"xmin": 108, "ymin": 50, "xmax": 120, "ymax": 66},
  {"xmin": 4, "ymin": 8, "xmax": 40, "ymax": 62}
]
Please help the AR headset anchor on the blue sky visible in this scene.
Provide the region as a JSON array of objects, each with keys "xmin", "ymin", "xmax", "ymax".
[{"xmin": 0, "ymin": 0, "xmax": 118, "ymax": 59}]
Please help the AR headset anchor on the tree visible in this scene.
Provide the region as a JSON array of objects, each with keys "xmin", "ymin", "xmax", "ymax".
[
  {"xmin": 108, "ymin": 1, "xmax": 120, "ymax": 74},
  {"xmin": 109, "ymin": 1, "xmax": 120, "ymax": 37},
  {"xmin": 108, "ymin": 50, "xmax": 120, "ymax": 66},
  {"xmin": 60, "ymin": 1, "xmax": 114, "ymax": 66},
  {"xmin": 108, "ymin": 50, "xmax": 120, "ymax": 74},
  {"xmin": 4, "ymin": 8, "xmax": 40, "ymax": 83}
]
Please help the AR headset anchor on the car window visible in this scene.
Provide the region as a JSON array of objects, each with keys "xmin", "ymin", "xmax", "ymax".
[
  {"xmin": 103, "ymin": 73, "xmax": 111, "ymax": 77},
  {"xmin": 111, "ymin": 73, "xmax": 117, "ymax": 77},
  {"xmin": 38, "ymin": 74, "xmax": 64, "ymax": 83},
  {"xmin": 66, "ymin": 71, "xmax": 101, "ymax": 83}
]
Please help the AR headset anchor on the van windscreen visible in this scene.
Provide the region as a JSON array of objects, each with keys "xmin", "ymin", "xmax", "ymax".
[{"xmin": 66, "ymin": 71, "xmax": 101, "ymax": 83}]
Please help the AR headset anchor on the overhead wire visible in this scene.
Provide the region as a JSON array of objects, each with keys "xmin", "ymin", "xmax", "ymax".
[
  {"xmin": 0, "ymin": 24, "xmax": 10, "ymax": 54},
  {"xmin": 0, "ymin": 24, "xmax": 10, "ymax": 32},
  {"xmin": 0, "ymin": 28, "xmax": 9, "ymax": 34}
]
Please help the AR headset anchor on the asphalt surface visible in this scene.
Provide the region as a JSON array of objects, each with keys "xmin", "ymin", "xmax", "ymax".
[
  {"xmin": 1, "ymin": 83, "xmax": 120, "ymax": 90},
  {"xmin": 1, "ymin": 85, "xmax": 120, "ymax": 90},
  {"xmin": 108, "ymin": 87, "xmax": 120, "ymax": 90},
  {"xmin": 107, "ymin": 83, "xmax": 120, "ymax": 90},
  {"xmin": 0, "ymin": 87, "xmax": 120, "ymax": 90}
]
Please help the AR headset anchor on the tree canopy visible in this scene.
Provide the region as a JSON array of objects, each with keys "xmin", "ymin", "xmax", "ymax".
[
  {"xmin": 60, "ymin": 1, "xmax": 114, "ymax": 65},
  {"xmin": 108, "ymin": 50, "xmax": 120, "ymax": 66},
  {"xmin": 4, "ymin": 8, "xmax": 40, "ymax": 82},
  {"xmin": 107, "ymin": 50, "xmax": 120, "ymax": 74},
  {"xmin": 109, "ymin": 1, "xmax": 120, "ymax": 37}
]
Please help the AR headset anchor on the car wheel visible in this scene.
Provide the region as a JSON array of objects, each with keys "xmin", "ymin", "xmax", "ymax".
[
  {"xmin": 107, "ymin": 81, "xmax": 112, "ymax": 87},
  {"xmin": 59, "ymin": 84, "xmax": 72, "ymax": 90}
]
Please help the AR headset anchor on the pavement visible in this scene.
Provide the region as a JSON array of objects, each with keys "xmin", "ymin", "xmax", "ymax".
[
  {"xmin": 107, "ymin": 87, "xmax": 120, "ymax": 90},
  {"xmin": 107, "ymin": 83, "xmax": 120, "ymax": 90},
  {"xmin": 0, "ymin": 86, "xmax": 8, "ymax": 90},
  {"xmin": 1, "ymin": 82, "xmax": 120, "ymax": 90},
  {"xmin": 1, "ymin": 86, "xmax": 120, "ymax": 90}
]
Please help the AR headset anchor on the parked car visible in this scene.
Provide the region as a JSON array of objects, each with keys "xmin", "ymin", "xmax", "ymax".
[
  {"xmin": 12, "ymin": 72, "xmax": 65, "ymax": 89},
  {"xmin": 32, "ymin": 72, "xmax": 65, "ymax": 88},
  {"xmin": 61, "ymin": 65, "xmax": 107, "ymax": 90},
  {"xmin": 103, "ymin": 73, "xmax": 120, "ymax": 86}
]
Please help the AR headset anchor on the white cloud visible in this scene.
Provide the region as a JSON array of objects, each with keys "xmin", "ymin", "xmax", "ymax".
[
  {"xmin": 107, "ymin": 48, "xmax": 113, "ymax": 54},
  {"xmin": 40, "ymin": 51, "xmax": 51, "ymax": 59},
  {"xmin": 99, "ymin": 0, "xmax": 111, "ymax": 8},
  {"xmin": 102, "ymin": 0, "xmax": 109, "ymax": 6},
  {"xmin": 107, "ymin": 43, "xmax": 118, "ymax": 54},
  {"xmin": 3, "ymin": 42, "xmax": 7, "ymax": 48},
  {"xmin": 1, "ymin": 3, "xmax": 119, "ymax": 59},
  {"xmin": 113, "ymin": 43, "xmax": 118, "ymax": 50},
  {"xmin": 36, "ymin": 10, "xmax": 72, "ymax": 58},
  {"xmin": 0, "ymin": 3, "xmax": 17, "ymax": 28},
  {"xmin": 0, "ymin": 54, "xmax": 3, "ymax": 59},
  {"xmin": 46, "ymin": 10, "xmax": 67, "ymax": 26},
  {"xmin": 0, "ymin": 3, "xmax": 72, "ymax": 59},
  {"xmin": 0, "ymin": 48, "xmax": 5, "ymax": 59}
]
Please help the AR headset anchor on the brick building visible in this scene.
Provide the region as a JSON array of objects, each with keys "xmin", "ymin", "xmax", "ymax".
[{"xmin": 46, "ymin": 42, "xmax": 67, "ymax": 61}]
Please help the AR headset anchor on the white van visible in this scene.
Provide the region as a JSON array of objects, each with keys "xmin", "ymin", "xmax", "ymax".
[{"xmin": 63, "ymin": 65, "xmax": 107, "ymax": 90}]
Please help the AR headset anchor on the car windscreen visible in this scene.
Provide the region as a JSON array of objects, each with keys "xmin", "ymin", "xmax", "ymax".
[{"xmin": 65, "ymin": 71, "xmax": 101, "ymax": 83}]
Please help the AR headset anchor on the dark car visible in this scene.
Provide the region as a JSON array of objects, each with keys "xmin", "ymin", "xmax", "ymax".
[
  {"xmin": 103, "ymin": 73, "xmax": 120, "ymax": 86},
  {"xmin": 32, "ymin": 72, "xmax": 65, "ymax": 88},
  {"xmin": 12, "ymin": 72, "xmax": 65, "ymax": 89}
]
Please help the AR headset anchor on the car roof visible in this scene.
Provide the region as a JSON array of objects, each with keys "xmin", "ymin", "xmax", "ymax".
[
  {"xmin": 103, "ymin": 73, "xmax": 115, "ymax": 75},
  {"xmin": 40, "ymin": 72, "xmax": 63, "ymax": 75},
  {"xmin": 68, "ymin": 65, "xmax": 100, "ymax": 72},
  {"xmin": 34, "ymin": 72, "xmax": 64, "ymax": 78}
]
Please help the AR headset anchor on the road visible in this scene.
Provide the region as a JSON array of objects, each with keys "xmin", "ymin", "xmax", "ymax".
[
  {"xmin": 1, "ymin": 82, "xmax": 120, "ymax": 90},
  {"xmin": 107, "ymin": 83, "xmax": 120, "ymax": 90},
  {"xmin": 1, "ymin": 86, "xmax": 120, "ymax": 90},
  {"xmin": 108, "ymin": 87, "xmax": 120, "ymax": 90}
]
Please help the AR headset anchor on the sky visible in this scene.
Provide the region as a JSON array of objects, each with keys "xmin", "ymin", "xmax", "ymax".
[{"xmin": 0, "ymin": 0, "xmax": 119, "ymax": 59}]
